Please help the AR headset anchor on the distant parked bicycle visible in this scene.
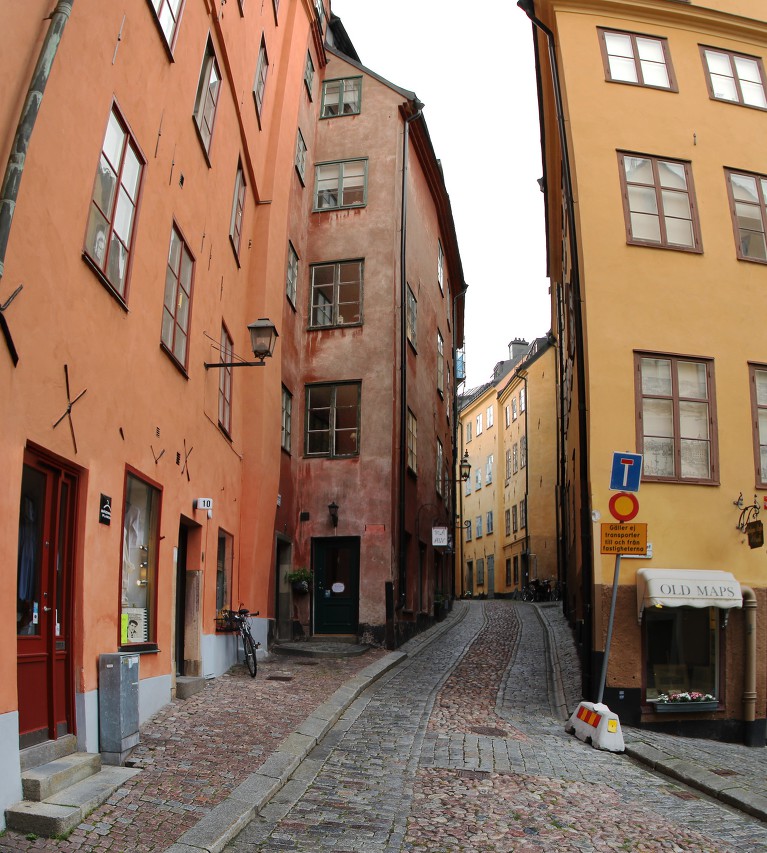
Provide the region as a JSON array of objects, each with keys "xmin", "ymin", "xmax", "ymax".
[{"xmin": 225, "ymin": 607, "xmax": 260, "ymax": 677}]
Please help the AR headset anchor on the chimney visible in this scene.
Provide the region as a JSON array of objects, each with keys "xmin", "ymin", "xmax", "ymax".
[{"xmin": 508, "ymin": 338, "xmax": 529, "ymax": 361}]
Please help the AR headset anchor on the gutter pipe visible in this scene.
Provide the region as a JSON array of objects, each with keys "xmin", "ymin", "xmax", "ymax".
[{"xmin": 517, "ymin": 0, "xmax": 595, "ymax": 697}]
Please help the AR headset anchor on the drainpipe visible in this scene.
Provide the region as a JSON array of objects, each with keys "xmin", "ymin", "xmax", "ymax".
[
  {"xmin": 452, "ymin": 285, "xmax": 468, "ymax": 600},
  {"xmin": 741, "ymin": 586, "xmax": 760, "ymax": 746},
  {"xmin": 518, "ymin": 0, "xmax": 594, "ymax": 698},
  {"xmin": 397, "ymin": 99, "xmax": 424, "ymax": 616},
  {"xmin": 0, "ymin": 1, "xmax": 75, "ymax": 283}
]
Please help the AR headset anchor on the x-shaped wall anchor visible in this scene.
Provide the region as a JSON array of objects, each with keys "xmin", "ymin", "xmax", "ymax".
[
  {"xmin": 181, "ymin": 438, "xmax": 193, "ymax": 481},
  {"xmin": 52, "ymin": 364, "xmax": 87, "ymax": 454},
  {"xmin": 0, "ymin": 283, "xmax": 23, "ymax": 366}
]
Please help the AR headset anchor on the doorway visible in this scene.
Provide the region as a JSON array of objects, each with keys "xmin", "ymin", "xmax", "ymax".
[
  {"xmin": 312, "ymin": 537, "xmax": 359, "ymax": 635},
  {"xmin": 16, "ymin": 448, "xmax": 78, "ymax": 748},
  {"xmin": 274, "ymin": 538, "xmax": 292, "ymax": 640}
]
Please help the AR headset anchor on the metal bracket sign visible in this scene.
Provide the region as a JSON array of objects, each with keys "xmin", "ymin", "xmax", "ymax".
[
  {"xmin": 609, "ymin": 452, "xmax": 643, "ymax": 492},
  {"xmin": 600, "ymin": 523, "xmax": 648, "ymax": 555}
]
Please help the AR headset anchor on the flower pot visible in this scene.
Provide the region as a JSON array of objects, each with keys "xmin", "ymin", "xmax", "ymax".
[
  {"xmin": 292, "ymin": 580, "xmax": 309, "ymax": 594},
  {"xmin": 652, "ymin": 700, "xmax": 719, "ymax": 713}
]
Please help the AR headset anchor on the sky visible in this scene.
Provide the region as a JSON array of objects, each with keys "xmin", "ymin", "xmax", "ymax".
[{"xmin": 330, "ymin": 0, "xmax": 551, "ymax": 390}]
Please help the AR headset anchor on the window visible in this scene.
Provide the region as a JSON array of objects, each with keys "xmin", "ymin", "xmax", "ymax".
[
  {"xmin": 271, "ymin": 0, "xmax": 279, "ymax": 21},
  {"xmin": 486, "ymin": 454, "xmax": 493, "ymax": 484},
  {"xmin": 407, "ymin": 285, "xmax": 418, "ymax": 347},
  {"xmin": 161, "ymin": 223, "xmax": 194, "ymax": 369},
  {"xmin": 513, "ymin": 443, "xmax": 519, "ymax": 474},
  {"xmin": 645, "ymin": 607, "xmax": 719, "ymax": 701},
  {"xmin": 286, "ymin": 242, "xmax": 298, "ymax": 306},
  {"xmin": 475, "ymin": 468, "xmax": 482, "ymax": 490},
  {"xmin": 295, "ymin": 129, "xmax": 307, "ymax": 182},
  {"xmin": 636, "ymin": 353, "xmax": 716, "ymax": 483},
  {"xmin": 84, "ymin": 105, "xmax": 144, "ymax": 301},
  {"xmin": 486, "ymin": 511, "xmax": 494, "ymax": 534},
  {"xmin": 218, "ymin": 325, "xmax": 233, "ymax": 435},
  {"xmin": 618, "ymin": 152, "xmax": 700, "ymax": 251},
  {"xmin": 466, "ymin": 421, "xmax": 472, "ymax": 443},
  {"xmin": 486, "ymin": 406, "xmax": 494, "ymax": 428},
  {"xmin": 750, "ymin": 365, "xmax": 767, "ymax": 487},
  {"xmin": 598, "ymin": 28, "xmax": 676, "ymax": 90},
  {"xmin": 281, "ymin": 386, "xmax": 292, "ymax": 452},
  {"xmin": 464, "ymin": 474, "xmax": 472, "ymax": 496},
  {"xmin": 520, "ymin": 388, "xmax": 526, "ymax": 413},
  {"xmin": 407, "ymin": 409, "xmax": 417, "ymax": 473},
  {"xmin": 321, "ymin": 77, "xmax": 362, "ymax": 117},
  {"xmin": 513, "ymin": 555, "xmax": 519, "ymax": 584},
  {"xmin": 512, "ymin": 505, "xmax": 518, "ymax": 533},
  {"xmin": 505, "ymin": 558, "xmax": 512, "ymax": 586},
  {"xmin": 476, "ymin": 515, "xmax": 483, "ymax": 538},
  {"xmin": 304, "ymin": 52, "xmax": 315, "ymax": 98},
  {"xmin": 512, "ymin": 398, "xmax": 518, "ymax": 421},
  {"xmin": 505, "ymin": 449, "xmax": 512, "ymax": 480},
  {"xmin": 314, "ymin": 159, "xmax": 367, "ymax": 210},
  {"xmin": 505, "ymin": 405, "xmax": 510, "ymax": 428},
  {"xmin": 521, "ymin": 435, "xmax": 527, "ymax": 468},
  {"xmin": 505, "ymin": 508, "xmax": 511, "ymax": 536},
  {"xmin": 120, "ymin": 470, "xmax": 161, "ymax": 647},
  {"xmin": 701, "ymin": 47, "xmax": 767, "ymax": 110},
  {"xmin": 437, "ymin": 331, "xmax": 444, "ymax": 394},
  {"xmin": 476, "ymin": 413, "xmax": 483, "ymax": 435},
  {"xmin": 253, "ymin": 37, "xmax": 269, "ymax": 123},
  {"xmin": 314, "ymin": 0, "xmax": 326, "ymax": 35},
  {"xmin": 477, "ymin": 558, "xmax": 484, "ymax": 586},
  {"xmin": 437, "ymin": 240, "xmax": 444, "ymax": 294},
  {"xmin": 193, "ymin": 39, "xmax": 221, "ymax": 156},
  {"xmin": 305, "ymin": 382, "xmax": 361, "ymax": 457},
  {"xmin": 310, "ymin": 260, "xmax": 362, "ymax": 327},
  {"xmin": 229, "ymin": 163, "xmax": 246, "ymax": 258},
  {"xmin": 216, "ymin": 529, "xmax": 233, "ymax": 613},
  {"xmin": 465, "ymin": 520, "xmax": 472, "ymax": 541},
  {"xmin": 436, "ymin": 440, "xmax": 444, "ymax": 497},
  {"xmin": 149, "ymin": 0, "xmax": 183, "ymax": 50},
  {"xmin": 520, "ymin": 498, "xmax": 527, "ymax": 529},
  {"xmin": 726, "ymin": 170, "xmax": 767, "ymax": 262}
]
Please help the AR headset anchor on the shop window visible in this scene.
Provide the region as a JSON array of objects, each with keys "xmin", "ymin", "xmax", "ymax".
[
  {"xmin": 120, "ymin": 471, "xmax": 161, "ymax": 647},
  {"xmin": 216, "ymin": 529, "xmax": 233, "ymax": 613},
  {"xmin": 644, "ymin": 607, "xmax": 719, "ymax": 700}
]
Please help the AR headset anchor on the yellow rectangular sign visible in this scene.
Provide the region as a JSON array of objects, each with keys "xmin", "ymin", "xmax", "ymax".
[{"xmin": 600, "ymin": 523, "xmax": 647, "ymax": 555}]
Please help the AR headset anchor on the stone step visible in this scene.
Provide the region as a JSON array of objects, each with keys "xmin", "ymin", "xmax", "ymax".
[
  {"xmin": 19, "ymin": 734, "xmax": 77, "ymax": 773},
  {"xmin": 6, "ymin": 765, "xmax": 140, "ymax": 838},
  {"xmin": 21, "ymin": 752, "xmax": 102, "ymax": 802},
  {"xmin": 176, "ymin": 675, "xmax": 207, "ymax": 700}
]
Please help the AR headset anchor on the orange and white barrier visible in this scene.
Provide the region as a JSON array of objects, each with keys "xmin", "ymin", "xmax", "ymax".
[{"xmin": 565, "ymin": 701, "xmax": 624, "ymax": 752}]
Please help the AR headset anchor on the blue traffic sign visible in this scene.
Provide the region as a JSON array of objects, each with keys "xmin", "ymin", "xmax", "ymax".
[{"xmin": 610, "ymin": 452, "xmax": 643, "ymax": 492}]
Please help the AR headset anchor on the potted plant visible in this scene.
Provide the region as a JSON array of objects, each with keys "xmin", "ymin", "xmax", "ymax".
[
  {"xmin": 652, "ymin": 691, "xmax": 719, "ymax": 713},
  {"xmin": 286, "ymin": 567, "xmax": 312, "ymax": 594}
]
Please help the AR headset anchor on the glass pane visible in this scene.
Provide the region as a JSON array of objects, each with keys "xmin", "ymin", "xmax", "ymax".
[
  {"xmin": 710, "ymin": 73, "xmax": 738, "ymax": 102},
  {"xmin": 665, "ymin": 216, "xmax": 694, "ymax": 247},
  {"xmin": 103, "ymin": 112, "xmax": 126, "ymax": 170},
  {"xmin": 93, "ymin": 157, "xmax": 117, "ymax": 216},
  {"xmin": 113, "ymin": 188, "xmax": 135, "ymax": 243},
  {"xmin": 734, "ymin": 56, "xmax": 761, "ymax": 84},
  {"xmin": 159, "ymin": 5, "xmax": 176, "ymax": 42},
  {"xmin": 761, "ymin": 445, "xmax": 767, "ymax": 482},
  {"xmin": 630, "ymin": 211, "xmax": 661, "ymax": 242},
  {"xmin": 677, "ymin": 361, "xmax": 707, "ymax": 399},
  {"xmin": 735, "ymin": 202, "xmax": 762, "ymax": 231},
  {"xmin": 636, "ymin": 38, "xmax": 664, "ymax": 64},
  {"xmin": 176, "ymin": 287, "xmax": 190, "ymax": 331},
  {"xmin": 681, "ymin": 438, "xmax": 710, "ymax": 479},
  {"xmin": 644, "ymin": 436, "xmax": 674, "ymax": 477},
  {"xmin": 335, "ymin": 383, "xmax": 359, "ymax": 409},
  {"xmin": 604, "ymin": 32, "xmax": 633, "ymax": 59},
  {"xmin": 680, "ymin": 401, "xmax": 709, "ymax": 439},
  {"xmin": 18, "ymin": 465, "xmax": 45, "ymax": 636},
  {"xmin": 307, "ymin": 431, "xmax": 330, "ymax": 455},
  {"xmin": 108, "ymin": 236, "xmax": 128, "ymax": 295},
  {"xmin": 739, "ymin": 229, "xmax": 767, "ymax": 260},
  {"xmin": 121, "ymin": 473, "xmax": 160, "ymax": 644},
  {"xmin": 161, "ymin": 309, "xmax": 174, "ymax": 349},
  {"xmin": 173, "ymin": 328, "xmax": 187, "ymax": 362},
  {"xmin": 741, "ymin": 80, "xmax": 767, "ymax": 109},
  {"xmin": 168, "ymin": 228, "xmax": 181, "ymax": 272},
  {"xmin": 643, "ymin": 398, "xmax": 674, "ymax": 437},
  {"xmin": 640, "ymin": 61, "xmax": 669, "ymax": 88},
  {"xmin": 641, "ymin": 357, "xmax": 672, "ymax": 395},
  {"xmin": 624, "ymin": 157, "xmax": 653, "ymax": 184},
  {"xmin": 756, "ymin": 370, "xmax": 767, "ymax": 406},
  {"xmin": 661, "ymin": 189, "xmax": 690, "ymax": 219},
  {"xmin": 341, "ymin": 162, "xmax": 365, "ymax": 206},
  {"xmin": 730, "ymin": 173, "xmax": 758, "ymax": 202},
  {"xmin": 122, "ymin": 147, "xmax": 141, "ymax": 201},
  {"xmin": 342, "ymin": 79, "xmax": 360, "ymax": 113},
  {"xmin": 758, "ymin": 409, "xmax": 767, "ymax": 444},
  {"xmin": 85, "ymin": 207, "xmax": 109, "ymax": 267},
  {"xmin": 180, "ymin": 248, "xmax": 193, "ymax": 292},
  {"xmin": 628, "ymin": 185, "xmax": 658, "ymax": 215},
  {"xmin": 705, "ymin": 50, "xmax": 732, "ymax": 77},
  {"xmin": 163, "ymin": 268, "xmax": 176, "ymax": 312},
  {"xmin": 658, "ymin": 161, "xmax": 687, "ymax": 190}
]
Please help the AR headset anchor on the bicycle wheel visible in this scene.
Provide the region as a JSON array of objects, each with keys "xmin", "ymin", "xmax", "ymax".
[{"xmin": 242, "ymin": 630, "xmax": 258, "ymax": 677}]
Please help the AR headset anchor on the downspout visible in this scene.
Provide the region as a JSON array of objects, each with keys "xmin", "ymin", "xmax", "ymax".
[
  {"xmin": 452, "ymin": 285, "xmax": 468, "ymax": 600},
  {"xmin": 556, "ymin": 283, "xmax": 567, "ymax": 611},
  {"xmin": 398, "ymin": 99, "xmax": 424, "ymax": 611},
  {"xmin": 0, "ymin": 0, "xmax": 75, "ymax": 282},
  {"xmin": 518, "ymin": 0, "xmax": 594, "ymax": 697},
  {"xmin": 741, "ymin": 586, "xmax": 760, "ymax": 746}
]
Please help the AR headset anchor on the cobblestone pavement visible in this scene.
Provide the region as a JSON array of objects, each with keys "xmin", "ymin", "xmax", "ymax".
[
  {"xmin": 227, "ymin": 601, "xmax": 767, "ymax": 852},
  {"xmin": 0, "ymin": 652, "xmax": 385, "ymax": 852}
]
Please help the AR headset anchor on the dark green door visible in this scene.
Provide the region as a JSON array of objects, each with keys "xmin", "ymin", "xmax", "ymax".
[{"xmin": 313, "ymin": 537, "xmax": 359, "ymax": 635}]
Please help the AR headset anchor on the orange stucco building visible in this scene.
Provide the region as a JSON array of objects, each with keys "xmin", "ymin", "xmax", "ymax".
[
  {"xmin": 524, "ymin": 0, "xmax": 767, "ymax": 742},
  {"xmin": 0, "ymin": 0, "xmax": 464, "ymax": 824}
]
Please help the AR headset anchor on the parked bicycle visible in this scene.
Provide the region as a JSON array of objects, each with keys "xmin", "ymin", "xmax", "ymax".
[{"xmin": 225, "ymin": 607, "xmax": 260, "ymax": 677}]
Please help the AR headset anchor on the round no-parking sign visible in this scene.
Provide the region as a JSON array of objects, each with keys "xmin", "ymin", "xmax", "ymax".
[{"xmin": 608, "ymin": 491, "xmax": 639, "ymax": 522}]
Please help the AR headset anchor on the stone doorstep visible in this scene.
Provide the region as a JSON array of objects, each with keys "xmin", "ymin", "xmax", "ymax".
[
  {"xmin": 22, "ymin": 752, "xmax": 102, "ymax": 801},
  {"xmin": 6, "ymin": 765, "xmax": 140, "ymax": 838},
  {"xmin": 176, "ymin": 675, "xmax": 207, "ymax": 700}
]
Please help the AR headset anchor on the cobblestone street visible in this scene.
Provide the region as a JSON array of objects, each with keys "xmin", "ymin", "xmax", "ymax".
[{"xmin": 227, "ymin": 601, "xmax": 767, "ymax": 852}]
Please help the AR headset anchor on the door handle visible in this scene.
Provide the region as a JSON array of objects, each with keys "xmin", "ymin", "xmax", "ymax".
[{"xmin": 43, "ymin": 606, "xmax": 52, "ymax": 612}]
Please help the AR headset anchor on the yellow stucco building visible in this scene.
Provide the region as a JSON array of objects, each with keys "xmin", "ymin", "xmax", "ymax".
[{"xmin": 524, "ymin": 0, "xmax": 767, "ymax": 742}]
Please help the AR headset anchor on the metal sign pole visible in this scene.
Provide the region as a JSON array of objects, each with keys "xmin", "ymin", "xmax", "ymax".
[{"xmin": 596, "ymin": 552, "xmax": 621, "ymax": 705}]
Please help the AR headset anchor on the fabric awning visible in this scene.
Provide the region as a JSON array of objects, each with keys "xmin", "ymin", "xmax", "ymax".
[{"xmin": 636, "ymin": 568, "xmax": 742, "ymax": 623}]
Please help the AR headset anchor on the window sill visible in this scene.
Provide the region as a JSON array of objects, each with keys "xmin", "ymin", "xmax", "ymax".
[
  {"xmin": 229, "ymin": 234, "xmax": 242, "ymax": 268},
  {"xmin": 83, "ymin": 252, "xmax": 129, "ymax": 312},
  {"xmin": 119, "ymin": 644, "xmax": 159, "ymax": 655},
  {"xmin": 159, "ymin": 343, "xmax": 190, "ymax": 379},
  {"xmin": 307, "ymin": 321, "xmax": 363, "ymax": 332}
]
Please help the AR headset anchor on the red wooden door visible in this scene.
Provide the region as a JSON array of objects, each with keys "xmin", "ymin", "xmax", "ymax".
[{"xmin": 17, "ymin": 450, "xmax": 76, "ymax": 748}]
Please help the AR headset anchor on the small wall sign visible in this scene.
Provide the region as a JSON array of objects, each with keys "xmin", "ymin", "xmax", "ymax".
[
  {"xmin": 99, "ymin": 494, "xmax": 112, "ymax": 525},
  {"xmin": 195, "ymin": 498, "xmax": 213, "ymax": 511}
]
